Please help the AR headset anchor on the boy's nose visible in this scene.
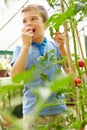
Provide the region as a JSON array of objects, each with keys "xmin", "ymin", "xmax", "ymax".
[{"xmin": 26, "ymin": 20, "xmax": 32, "ymax": 26}]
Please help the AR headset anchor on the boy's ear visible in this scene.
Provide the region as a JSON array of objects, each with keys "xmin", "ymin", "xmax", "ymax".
[{"xmin": 44, "ymin": 24, "xmax": 47, "ymax": 30}]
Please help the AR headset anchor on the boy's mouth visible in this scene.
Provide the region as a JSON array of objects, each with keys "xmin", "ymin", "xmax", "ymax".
[{"xmin": 33, "ymin": 29, "xmax": 35, "ymax": 33}]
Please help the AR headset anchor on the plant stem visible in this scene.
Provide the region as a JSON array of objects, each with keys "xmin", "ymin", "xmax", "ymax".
[
  {"xmin": 60, "ymin": 0, "xmax": 76, "ymax": 75},
  {"xmin": 69, "ymin": 16, "xmax": 82, "ymax": 123},
  {"xmin": 75, "ymin": 26, "xmax": 84, "ymax": 60},
  {"xmin": 69, "ymin": 17, "xmax": 81, "ymax": 76}
]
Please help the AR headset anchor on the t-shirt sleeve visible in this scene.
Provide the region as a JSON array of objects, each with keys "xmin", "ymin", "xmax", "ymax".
[{"xmin": 11, "ymin": 46, "xmax": 21, "ymax": 66}]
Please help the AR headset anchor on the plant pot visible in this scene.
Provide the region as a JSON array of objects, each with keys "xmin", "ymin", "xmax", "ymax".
[{"xmin": 0, "ymin": 69, "xmax": 8, "ymax": 77}]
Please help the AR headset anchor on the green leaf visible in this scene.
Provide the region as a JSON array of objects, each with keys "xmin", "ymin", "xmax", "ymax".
[
  {"xmin": 40, "ymin": 61, "xmax": 45, "ymax": 66},
  {"xmin": 47, "ymin": 7, "xmax": 74, "ymax": 36},
  {"xmin": 12, "ymin": 65, "xmax": 37, "ymax": 83},
  {"xmin": 40, "ymin": 72, "xmax": 48, "ymax": 80},
  {"xmin": 46, "ymin": 0, "xmax": 56, "ymax": 8},
  {"xmin": 49, "ymin": 73, "xmax": 73, "ymax": 93},
  {"xmin": 74, "ymin": 2, "xmax": 85, "ymax": 14},
  {"xmin": 49, "ymin": 26, "xmax": 53, "ymax": 37}
]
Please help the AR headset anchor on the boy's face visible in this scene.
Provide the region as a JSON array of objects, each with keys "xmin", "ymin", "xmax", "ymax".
[{"xmin": 21, "ymin": 10, "xmax": 46, "ymax": 43}]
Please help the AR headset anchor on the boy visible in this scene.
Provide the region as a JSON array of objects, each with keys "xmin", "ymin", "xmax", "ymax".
[{"xmin": 10, "ymin": 4, "xmax": 67, "ymax": 130}]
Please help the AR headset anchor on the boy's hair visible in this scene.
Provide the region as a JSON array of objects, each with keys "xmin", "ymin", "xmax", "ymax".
[{"xmin": 21, "ymin": 4, "xmax": 48, "ymax": 23}]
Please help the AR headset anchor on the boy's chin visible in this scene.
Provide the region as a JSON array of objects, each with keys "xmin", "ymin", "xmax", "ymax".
[
  {"xmin": 32, "ymin": 36, "xmax": 38, "ymax": 41},
  {"xmin": 32, "ymin": 37, "xmax": 35, "ymax": 42}
]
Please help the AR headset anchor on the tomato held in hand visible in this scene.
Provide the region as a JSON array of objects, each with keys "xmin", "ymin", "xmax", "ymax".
[
  {"xmin": 78, "ymin": 60, "xmax": 85, "ymax": 68},
  {"xmin": 74, "ymin": 77, "xmax": 82, "ymax": 87}
]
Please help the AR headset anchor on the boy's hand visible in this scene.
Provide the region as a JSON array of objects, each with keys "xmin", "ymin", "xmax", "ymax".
[
  {"xmin": 53, "ymin": 32, "xmax": 64, "ymax": 49},
  {"xmin": 21, "ymin": 26, "xmax": 34, "ymax": 48},
  {"xmin": 53, "ymin": 31, "xmax": 66, "ymax": 56}
]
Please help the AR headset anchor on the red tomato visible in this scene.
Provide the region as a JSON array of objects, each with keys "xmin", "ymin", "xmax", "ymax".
[
  {"xmin": 2, "ymin": 117, "xmax": 11, "ymax": 128},
  {"xmin": 74, "ymin": 77, "xmax": 82, "ymax": 87},
  {"xmin": 78, "ymin": 60, "xmax": 85, "ymax": 67}
]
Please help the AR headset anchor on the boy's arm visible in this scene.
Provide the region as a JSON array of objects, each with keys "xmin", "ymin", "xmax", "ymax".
[
  {"xmin": 53, "ymin": 32, "xmax": 69, "ymax": 74},
  {"xmin": 10, "ymin": 46, "xmax": 30, "ymax": 77},
  {"xmin": 10, "ymin": 27, "xmax": 33, "ymax": 77}
]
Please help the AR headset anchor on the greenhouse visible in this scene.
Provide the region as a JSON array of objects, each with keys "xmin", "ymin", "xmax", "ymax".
[{"xmin": 0, "ymin": 0, "xmax": 87, "ymax": 130}]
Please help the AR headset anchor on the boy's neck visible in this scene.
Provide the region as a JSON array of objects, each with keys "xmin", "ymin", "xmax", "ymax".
[{"xmin": 32, "ymin": 36, "xmax": 44, "ymax": 44}]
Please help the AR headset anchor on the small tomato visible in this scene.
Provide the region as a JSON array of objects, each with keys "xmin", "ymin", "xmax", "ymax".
[
  {"xmin": 78, "ymin": 60, "xmax": 85, "ymax": 68},
  {"xmin": 74, "ymin": 77, "xmax": 82, "ymax": 87}
]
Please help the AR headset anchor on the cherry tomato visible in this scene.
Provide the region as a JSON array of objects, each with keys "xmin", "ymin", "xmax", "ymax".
[
  {"xmin": 74, "ymin": 77, "xmax": 82, "ymax": 87},
  {"xmin": 78, "ymin": 60, "xmax": 85, "ymax": 67}
]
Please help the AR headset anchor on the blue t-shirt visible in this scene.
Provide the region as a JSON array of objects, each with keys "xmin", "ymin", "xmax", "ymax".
[{"xmin": 11, "ymin": 37, "xmax": 67, "ymax": 115}]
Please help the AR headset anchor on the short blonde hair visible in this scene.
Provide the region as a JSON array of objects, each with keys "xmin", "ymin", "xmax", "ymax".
[{"xmin": 21, "ymin": 4, "xmax": 48, "ymax": 23}]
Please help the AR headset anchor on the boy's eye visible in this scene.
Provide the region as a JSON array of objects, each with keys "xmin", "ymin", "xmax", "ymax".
[
  {"xmin": 31, "ymin": 17, "xmax": 37, "ymax": 21},
  {"xmin": 23, "ymin": 19, "xmax": 27, "ymax": 23}
]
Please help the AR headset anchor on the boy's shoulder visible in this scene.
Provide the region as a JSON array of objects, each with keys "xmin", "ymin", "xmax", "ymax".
[
  {"xmin": 46, "ymin": 39, "xmax": 61, "ymax": 56},
  {"xmin": 47, "ymin": 39, "xmax": 58, "ymax": 49}
]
